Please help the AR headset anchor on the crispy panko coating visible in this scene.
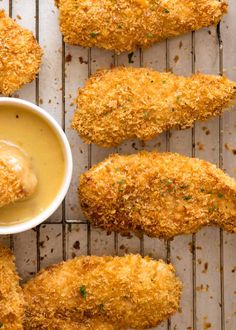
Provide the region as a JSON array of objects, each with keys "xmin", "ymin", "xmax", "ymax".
[
  {"xmin": 25, "ymin": 318, "xmax": 115, "ymax": 330},
  {"xmin": 0, "ymin": 159, "xmax": 24, "ymax": 208},
  {"xmin": 79, "ymin": 152, "xmax": 236, "ymax": 239},
  {"xmin": 0, "ymin": 244, "xmax": 24, "ymax": 329},
  {"xmin": 72, "ymin": 67, "xmax": 236, "ymax": 147},
  {"xmin": 56, "ymin": 0, "xmax": 227, "ymax": 53},
  {"xmin": 23, "ymin": 254, "xmax": 182, "ymax": 329},
  {"xmin": 0, "ymin": 142, "xmax": 37, "ymax": 208},
  {"xmin": 0, "ymin": 10, "xmax": 42, "ymax": 96}
]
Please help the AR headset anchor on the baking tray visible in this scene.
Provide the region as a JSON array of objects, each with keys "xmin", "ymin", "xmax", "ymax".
[{"xmin": 0, "ymin": 0, "xmax": 235, "ymax": 329}]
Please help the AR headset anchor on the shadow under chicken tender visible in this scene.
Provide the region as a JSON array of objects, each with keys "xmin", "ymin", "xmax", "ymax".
[
  {"xmin": 0, "ymin": 141, "xmax": 37, "ymax": 208},
  {"xmin": 0, "ymin": 10, "xmax": 42, "ymax": 96},
  {"xmin": 72, "ymin": 67, "xmax": 236, "ymax": 148},
  {"xmin": 0, "ymin": 244, "xmax": 24, "ymax": 330},
  {"xmin": 56, "ymin": 0, "xmax": 227, "ymax": 53},
  {"xmin": 23, "ymin": 255, "xmax": 182, "ymax": 329},
  {"xmin": 79, "ymin": 152, "xmax": 236, "ymax": 239}
]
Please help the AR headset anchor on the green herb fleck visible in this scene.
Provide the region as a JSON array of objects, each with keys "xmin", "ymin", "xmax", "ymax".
[
  {"xmin": 183, "ymin": 195, "xmax": 192, "ymax": 201},
  {"xmin": 114, "ymin": 167, "xmax": 120, "ymax": 172},
  {"xmin": 166, "ymin": 179, "xmax": 173, "ymax": 185},
  {"xmin": 146, "ymin": 32, "xmax": 153, "ymax": 38},
  {"xmin": 79, "ymin": 285, "xmax": 87, "ymax": 298},
  {"xmin": 99, "ymin": 303, "xmax": 104, "ymax": 311},
  {"xmin": 90, "ymin": 32, "xmax": 98, "ymax": 38},
  {"xmin": 117, "ymin": 179, "xmax": 125, "ymax": 184},
  {"xmin": 117, "ymin": 24, "xmax": 123, "ymax": 29},
  {"xmin": 200, "ymin": 188, "xmax": 205, "ymax": 192},
  {"xmin": 127, "ymin": 97, "xmax": 132, "ymax": 102},
  {"xmin": 208, "ymin": 205, "xmax": 218, "ymax": 212},
  {"xmin": 162, "ymin": 80, "xmax": 166, "ymax": 84},
  {"xmin": 143, "ymin": 111, "xmax": 150, "ymax": 118},
  {"xmin": 217, "ymin": 192, "xmax": 224, "ymax": 198},
  {"xmin": 163, "ymin": 8, "xmax": 170, "ymax": 13}
]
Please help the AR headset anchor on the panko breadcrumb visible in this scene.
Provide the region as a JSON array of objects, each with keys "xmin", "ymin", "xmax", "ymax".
[
  {"xmin": 56, "ymin": 0, "xmax": 227, "ymax": 53},
  {"xmin": 0, "ymin": 10, "xmax": 42, "ymax": 96},
  {"xmin": 79, "ymin": 152, "xmax": 236, "ymax": 239},
  {"xmin": 0, "ymin": 244, "xmax": 25, "ymax": 329},
  {"xmin": 23, "ymin": 254, "xmax": 182, "ymax": 329},
  {"xmin": 72, "ymin": 67, "xmax": 236, "ymax": 148}
]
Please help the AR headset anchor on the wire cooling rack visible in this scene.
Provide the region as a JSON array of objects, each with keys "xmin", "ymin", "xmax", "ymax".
[{"xmin": 0, "ymin": 0, "xmax": 235, "ymax": 329}]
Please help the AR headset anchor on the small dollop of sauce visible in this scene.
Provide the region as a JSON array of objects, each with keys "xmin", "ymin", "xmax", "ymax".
[{"xmin": 0, "ymin": 140, "xmax": 37, "ymax": 199}]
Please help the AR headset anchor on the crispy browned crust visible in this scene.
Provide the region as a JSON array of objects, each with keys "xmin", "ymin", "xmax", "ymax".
[
  {"xmin": 79, "ymin": 152, "xmax": 236, "ymax": 239},
  {"xmin": 57, "ymin": 0, "xmax": 227, "ymax": 53},
  {"xmin": 0, "ymin": 245, "xmax": 25, "ymax": 330},
  {"xmin": 23, "ymin": 318, "xmax": 115, "ymax": 330},
  {"xmin": 72, "ymin": 67, "xmax": 236, "ymax": 147},
  {"xmin": 23, "ymin": 255, "xmax": 182, "ymax": 329},
  {"xmin": 0, "ymin": 160, "xmax": 25, "ymax": 208},
  {"xmin": 0, "ymin": 10, "xmax": 42, "ymax": 96}
]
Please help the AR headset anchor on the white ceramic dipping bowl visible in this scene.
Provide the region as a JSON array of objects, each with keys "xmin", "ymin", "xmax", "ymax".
[{"xmin": 0, "ymin": 97, "xmax": 73, "ymax": 235}]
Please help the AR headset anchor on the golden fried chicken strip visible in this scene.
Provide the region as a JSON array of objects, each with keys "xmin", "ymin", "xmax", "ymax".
[
  {"xmin": 0, "ymin": 244, "xmax": 24, "ymax": 329},
  {"xmin": 72, "ymin": 67, "xmax": 236, "ymax": 147},
  {"xmin": 56, "ymin": 0, "xmax": 227, "ymax": 53},
  {"xmin": 23, "ymin": 255, "xmax": 182, "ymax": 329},
  {"xmin": 0, "ymin": 10, "xmax": 42, "ymax": 96},
  {"xmin": 0, "ymin": 141, "xmax": 37, "ymax": 208},
  {"xmin": 79, "ymin": 152, "xmax": 236, "ymax": 239}
]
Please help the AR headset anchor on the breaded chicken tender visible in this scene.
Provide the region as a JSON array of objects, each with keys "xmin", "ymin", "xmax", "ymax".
[
  {"xmin": 56, "ymin": 0, "xmax": 227, "ymax": 53},
  {"xmin": 72, "ymin": 67, "xmax": 236, "ymax": 147},
  {"xmin": 0, "ymin": 141, "xmax": 37, "ymax": 208},
  {"xmin": 79, "ymin": 152, "xmax": 236, "ymax": 239},
  {"xmin": 0, "ymin": 10, "xmax": 42, "ymax": 96},
  {"xmin": 23, "ymin": 255, "xmax": 182, "ymax": 329},
  {"xmin": 0, "ymin": 244, "xmax": 24, "ymax": 329}
]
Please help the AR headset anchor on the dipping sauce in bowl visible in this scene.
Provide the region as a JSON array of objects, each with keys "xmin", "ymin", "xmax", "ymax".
[{"xmin": 0, "ymin": 98, "xmax": 72, "ymax": 234}]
